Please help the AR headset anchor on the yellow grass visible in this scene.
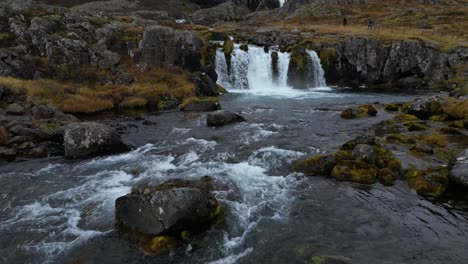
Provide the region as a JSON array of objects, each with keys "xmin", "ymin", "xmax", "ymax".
[
  {"xmin": 422, "ymin": 134, "xmax": 448, "ymax": 148},
  {"xmin": 0, "ymin": 66, "xmax": 196, "ymax": 114}
]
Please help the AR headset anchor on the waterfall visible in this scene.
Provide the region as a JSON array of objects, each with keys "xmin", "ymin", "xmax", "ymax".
[
  {"xmin": 216, "ymin": 45, "xmax": 290, "ymax": 92},
  {"xmin": 215, "ymin": 44, "xmax": 327, "ymax": 93},
  {"xmin": 306, "ymin": 50, "xmax": 327, "ymax": 88},
  {"xmin": 279, "ymin": 0, "xmax": 287, "ymax": 7}
]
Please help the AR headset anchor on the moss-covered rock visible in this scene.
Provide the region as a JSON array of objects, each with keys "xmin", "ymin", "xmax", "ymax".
[
  {"xmin": 294, "ymin": 154, "xmax": 336, "ymax": 176},
  {"xmin": 286, "ymin": 45, "xmax": 310, "ymax": 89},
  {"xmin": 404, "ymin": 97, "xmax": 443, "ymax": 119},
  {"xmin": 384, "ymin": 103, "xmax": 399, "ymax": 112},
  {"xmin": 239, "ymin": 44, "xmax": 248, "ymax": 52},
  {"xmin": 334, "ymin": 160, "xmax": 378, "ymax": 184},
  {"xmin": 378, "ymin": 168, "xmax": 397, "ymax": 186},
  {"xmin": 405, "ymin": 122, "xmax": 429, "ymax": 131},
  {"xmin": 223, "ymin": 37, "xmax": 234, "ymax": 74},
  {"xmin": 429, "ymin": 114, "xmax": 449, "ymax": 122},
  {"xmin": 405, "ymin": 167, "xmax": 449, "ymax": 197},
  {"xmin": 318, "ymin": 48, "xmax": 338, "ymax": 70},
  {"xmin": 341, "ymin": 104, "xmax": 377, "ymax": 119},
  {"xmin": 311, "ymin": 255, "xmax": 350, "ymax": 264},
  {"xmin": 216, "ymin": 84, "xmax": 228, "ymax": 94},
  {"xmin": 140, "ymin": 235, "xmax": 180, "ymax": 255}
]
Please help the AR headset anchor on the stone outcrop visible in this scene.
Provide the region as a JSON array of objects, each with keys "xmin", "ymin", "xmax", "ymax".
[
  {"xmin": 316, "ymin": 37, "xmax": 467, "ymax": 89},
  {"xmin": 140, "ymin": 26, "xmax": 203, "ymax": 72},
  {"xmin": 63, "ymin": 122, "xmax": 129, "ymax": 158}
]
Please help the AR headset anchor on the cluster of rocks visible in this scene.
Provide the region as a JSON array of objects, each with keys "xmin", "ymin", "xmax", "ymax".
[
  {"xmin": 0, "ymin": 92, "xmax": 129, "ymax": 162},
  {"xmin": 296, "ymin": 95, "xmax": 468, "ymax": 199}
]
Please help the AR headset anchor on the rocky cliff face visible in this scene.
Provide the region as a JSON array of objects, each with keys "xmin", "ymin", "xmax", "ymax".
[{"xmin": 315, "ymin": 37, "xmax": 467, "ymax": 89}]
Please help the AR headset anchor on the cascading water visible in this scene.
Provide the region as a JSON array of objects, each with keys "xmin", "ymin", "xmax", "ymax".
[
  {"xmin": 306, "ymin": 50, "xmax": 327, "ymax": 88},
  {"xmin": 216, "ymin": 45, "xmax": 327, "ymax": 94},
  {"xmin": 279, "ymin": 0, "xmax": 287, "ymax": 7},
  {"xmin": 216, "ymin": 45, "xmax": 291, "ymax": 93}
]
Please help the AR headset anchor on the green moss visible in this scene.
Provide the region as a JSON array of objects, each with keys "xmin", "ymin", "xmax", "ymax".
[
  {"xmin": 294, "ymin": 154, "xmax": 336, "ymax": 175},
  {"xmin": 332, "ymin": 160, "xmax": 378, "ymax": 184},
  {"xmin": 434, "ymin": 148, "xmax": 461, "ymax": 163},
  {"xmin": 209, "ymin": 203, "xmax": 226, "ymax": 228},
  {"xmin": 223, "ymin": 38, "xmax": 234, "ymax": 73},
  {"xmin": 180, "ymin": 230, "xmax": 191, "ymax": 242},
  {"xmin": 319, "ymin": 48, "xmax": 337, "ymax": 70},
  {"xmin": 341, "ymin": 104, "xmax": 377, "ymax": 119},
  {"xmin": 404, "ymin": 122, "xmax": 429, "ymax": 131},
  {"xmin": 450, "ymin": 120, "xmax": 465, "ymax": 128},
  {"xmin": 393, "ymin": 114, "xmax": 419, "ymax": 122},
  {"xmin": 378, "ymin": 168, "xmax": 396, "ymax": 186},
  {"xmin": 216, "ymin": 84, "xmax": 228, "ymax": 94},
  {"xmin": 384, "ymin": 104, "xmax": 400, "ymax": 112},
  {"xmin": 404, "ymin": 167, "xmax": 448, "ymax": 197},
  {"xmin": 385, "ymin": 134, "xmax": 409, "ymax": 144},
  {"xmin": 288, "ymin": 45, "xmax": 307, "ymax": 71},
  {"xmin": 429, "ymin": 114, "xmax": 449, "ymax": 122},
  {"xmin": 140, "ymin": 235, "xmax": 179, "ymax": 255}
]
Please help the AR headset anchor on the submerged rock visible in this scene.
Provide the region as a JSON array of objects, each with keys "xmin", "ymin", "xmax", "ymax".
[
  {"xmin": 207, "ymin": 111, "xmax": 245, "ymax": 127},
  {"xmin": 294, "ymin": 154, "xmax": 336, "ymax": 175},
  {"xmin": 449, "ymin": 150, "xmax": 468, "ymax": 188},
  {"xmin": 115, "ymin": 177, "xmax": 223, "ymax": 238},
  {"xmin": 63, "ymin": 122, "xmax": 129, "ymax": 159}
]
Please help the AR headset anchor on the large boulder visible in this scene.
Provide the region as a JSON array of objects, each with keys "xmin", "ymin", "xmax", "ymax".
[
  {"xmin": 294, "ymin": 154, "xmax": 336, "ymax": 175},
  {"xmin": 449, "ymin": 150, "xmax": 468, "ymax": 188},
  {"xmin": 340, "ymin": 104, "xmax": 377, "ymax": 119},
  {"xmin": 140, "ymin": 26, "xmax": 203, "ymax": 72},
  {"xmin": 207, "ymin": 111, "xmax": 246, "ymax": 127},
  {"xmin": 115, "ymin": 177, "xmax": 222, "ymax": 237},
  {"xmin": 287, "ymin": 45, "xmax": 311, "ymax": 89},
  {"xmin": 404, "ymin": 97, "xmax": 443, "ymax": 119},
  {"xmin": 63, "ymin": 122, "xmax": 129, "ymax": 158}
]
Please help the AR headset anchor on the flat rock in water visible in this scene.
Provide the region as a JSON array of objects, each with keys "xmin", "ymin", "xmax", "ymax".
[
  {"xmin": 207, "ymin": 111, "xmax": 245, "ymax": 127},
  {"xmin": 450, "ymin": 150, "xmax": 468, "ymax": 188}
]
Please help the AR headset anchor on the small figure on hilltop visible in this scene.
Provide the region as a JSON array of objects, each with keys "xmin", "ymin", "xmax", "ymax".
[
  {"xmin": 343, "ymin": 16, "xmax": 348, "ymax": 27},
  {"xmin": 368, "ymin": 18, "xmax": 374, "ymax": 30}
]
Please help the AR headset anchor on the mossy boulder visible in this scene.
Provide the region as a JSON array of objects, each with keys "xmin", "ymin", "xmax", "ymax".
[
  {"xmin": 378, "ymin": 168, "xmax": 397, "ymax": 186},
  {"xmin": 115, "ymin": 177, "xmax": 225, "ymax": 253},
  {"xmin": 287, "ymin": 45, "xmax": 310, "ymax": 89},
  {"xmin": 351, "ymin": 144, "xmax": 376, "ymax": 164},
  {"xmin": 294, "ymin": 154, "xmax": 336, "ymax": 176},
  {"xmin": 331, "ymin": 160, "xmax": 378, "ymax": 184},
  {"xmin": 340, "ymin": 104, "xmax": 377, "ymax": 119},
  {"xmin": 318, "ymin": 48, "xmax": 338, "ymax": 70},
  {"xmin": 404, "ymin": 97, "xmax": 443, "ymax": 119},
  {"xmin": 405, "ymin": 167, "xmax": 449, "ymax": 197},
  {"xmin": 340, "ymin": 132, "xmax": 377, "ymax": 151},
  {"xmin": 405, "ymin": 122, "xmax": 429, "ymax": 132},
  {"xmin": 239, "ymin": 44, "xmax": 248, "ymax": 52},
  {"xmin": 384, "ymin": 103, "xmax": 399, "ymax": 112}
]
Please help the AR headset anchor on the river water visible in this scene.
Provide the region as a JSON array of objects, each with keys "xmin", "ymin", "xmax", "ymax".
[{"xmin": 1, "ymin": 88, "xmax": 468, "ymax": 264}]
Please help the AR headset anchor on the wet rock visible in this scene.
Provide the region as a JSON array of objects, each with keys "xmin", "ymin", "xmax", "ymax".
[
  {"xmin": 0, "ymin": 146, "xmax": 16, "ymax": 161},
  {"xmin": 181, "ymin": 98, "xmax": 221, "ymax": 112},
  {"xmin": 341, "ymin": 104, "xmax": 377, "ymax": 119},
  {"xmin": 5, "ymin": 103, "xmax": 25, "ymax": 115},
  {"xmin": 340, "ymin": 131, "xmax": 376, "ymax": 150},
  {"xmin": 287, "ymin": 45, "xmax": 310, "ymax": 89},
  {"xmin": 63, "ymin": 122, "xmax": 129, "ymax": 159},
  {"xmin": 449, "ymin": 150, "xmax": 468, "ymax": 188},
  {"xmin": 7, "ymin": 136, "xmax": 33, "ymax": 146},
  {"xmin": 207, "ymin": 111, "xmax": 245, "ymax": 127},
  {"xmin": 331, "ymin": 160, "xmax": 378, "ymax": 184},
  {"xmin": 39, "ymin": 122, "xmax": 65, "ymax": 141},
  {"xmin": 115, "ymin": 177, "xmax": 222, "ymax": 237},
  {"xmin": 351, "ymin": 144, "xmax": 376, "ymax": 164},
  {"xmin": 378, "ymin": 168, "xmax": 397, "ymax": 186},
  {"xmin": 295, "ymin": 154, "xmax": 336, "ymax": 175},
  {"xmin": 404, "ymin": 97, "xmax": 443, "ymax": 119}
]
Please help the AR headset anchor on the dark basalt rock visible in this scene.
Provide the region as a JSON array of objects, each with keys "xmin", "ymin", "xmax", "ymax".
[
  {"xmin": 141, "ymin": 26, "xmax": 202, "ymax": 72},
  {"xmin": 63, "ymin": 122, "xmax": 129, "ymax": 159},
  {"xmin": 207, "ymin": 111, "xmax": 246, "ymax": 127},
  {"xmin": 115, "ymin": 177, "xmax": 222, "ymax": 237}
]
